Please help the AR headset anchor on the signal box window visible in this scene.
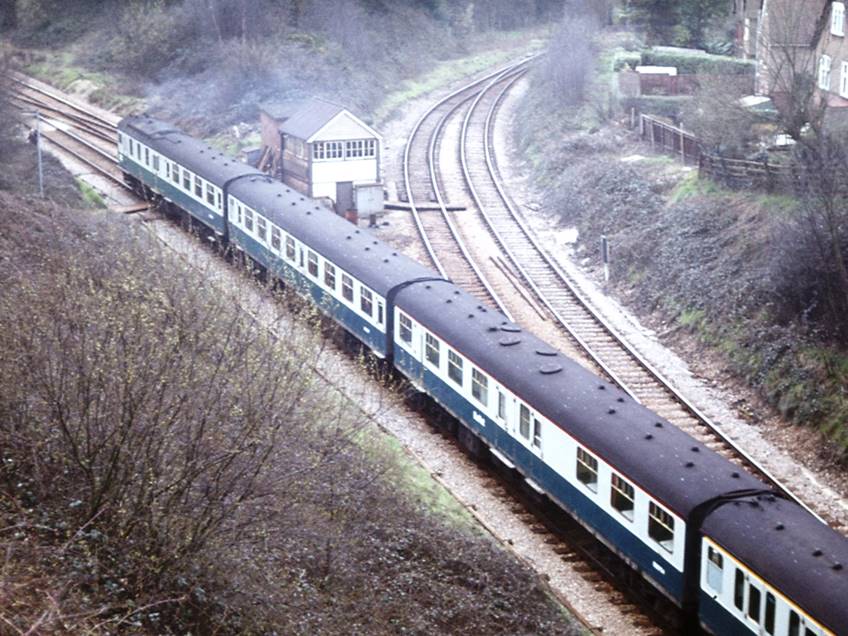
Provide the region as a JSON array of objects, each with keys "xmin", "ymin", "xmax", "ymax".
[
  {"xmin": 648, "ymin": 502, "xmax": 674, "ymax": 552},
  {"xmin": 342, "ymin": 275, "xmax": 354, "ymax": 302},
  {"xmin": 611, "ymin": 473, "xmax": 635, "ymax": 520},
  {"xmin": 471, "ymin": 369, "xmax": 488, "ymax": 406},
  {"xmin": 399, "ymin": 313, "xmax": 413, "ymax": 343},
  {"xmin": 519, "ymin": 404, "xmax": 530, "ymax": 439},
  {"xmin": 448, "ymin": 350, "xmax": 463, "ymax": 386},
  {"xmin": 576, "ymin": 447, "xmax": 598, "ymax": 492},
  {"xmin": 425, "ymin": 332, "xmax": 440, "ymax": 366}
]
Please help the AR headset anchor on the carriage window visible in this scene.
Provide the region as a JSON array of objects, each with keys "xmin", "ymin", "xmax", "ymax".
[
  {"xmin": 244, "ymin": 208, "xmax": 254, "ymax": 232},
  {"xmin": 497, "ymin": 391, "xmax": 506, "ymax": 421},
  {"xmin": 533, "ymin": 418, "xmax": 542, "ymax": 449},
  {"xmin": 217, "ymin": 192, "xmax": 222, "ymax": 210},
  {"xmin": 399, "ymin": 313, "xmax": 413, "ymax": 343},
  {"xmin": 206, "ymin": 184, "xmax": 215, "ymax": 206},
  {"xmin": 764, "ymin": 593, "xmax": 775, "ymax": 634},
  {"xmin": 153, "ymin": 155, "xmax": 160, "ymax": 172},
  {"xmin": 376, "ymin": 302, "xmax": 384, "ymax": 325},
  {"xmin": 308, "ymin": 251, "xmax": 319, "ymax": 278},
  {"xmin": 271, "ymin": 227, "xmax": 281, "ymax": 251},
  {"xmin": 257, "ymin": 217, "xmax": 267, "ymax": 242},
  {"xmin": 164, "ymin": 160, "xmax": 170, "ymax": 180},
  {"xmin": 425, "ymin": 332, "xmax": 440, "ymax": 366},
  {"xmin": 144, "ymin": 147, "xmax": 150, "ymax": 166},
  {"xmin": 576, "ymin": 447, "xmax": 598, "ymax": 491},
  {"xmin": 342, "ymin": 274, "xmax": 354, "ymax": 301},
  {"xmin": 519, "ymin": 404, "xmax": 530, "ymax": 439},
  {"xmin": 706, "ymin": 546, "xmax": 723, "ymax": 592},
  {"xmin": 804, "ymin": 629, "xmax": 815, "ymax": 636},
  {"xmin": 648, "ymin": 502, "xmax": 674, "ymax": 552},
  {"xmin": 360, "ymin": 288, "xmax": 373, "ymax": 316},
  {"xmin": 324, "ymin": 263, "xmax": 336, "ymax": 290},
  {"xmin": 183, "ymin": 170, "xmax": 191, "ymax": 191},
  {"xmin": 194, "ymin": 175, "xmax": 202, "ymax": 198},
  {"xmin": 748, "ymin": 584, "xmax": 761, "ymax": 622},
  {"xmin": 611, "ymin": 473, "xmax": 635, "ymax": 520},
  {"xmin": 471, "ymin": 369, "xmax": 488, "ymax": 406},
  {"xmin": 734, "ymin": 569, "xmax": 744, "ymax": 610},
  {"xmin": 789, "ymin": 612, "xmax": 800, "ymax": 636},
  {"xmin": 172, "ymin": 164, "xmax": 180, "ymax": 184},
  {"xmin": 448, "ymin": 350, "xmax": 463, "ymax": 386},
  {"xmin": 286, "ymin": 236, "xmax": 296, "ymax": 261}
]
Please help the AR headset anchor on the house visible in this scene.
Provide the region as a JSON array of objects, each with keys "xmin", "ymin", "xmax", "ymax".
[
  {"xmin": 815, "ymin": 1, "xmax": 848, "ymax": 123},
  {"xmin": 258, "ymin": 98, "xmax": 382, "ymax": 202}
]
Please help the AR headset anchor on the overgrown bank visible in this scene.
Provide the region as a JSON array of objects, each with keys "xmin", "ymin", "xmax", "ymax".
[
  {"xmin": 0, "ymin": 193, "xmax": 582, "ymax": 634},
  {"xmin": 515, "ymin": 77, "xmax": 848, "ymax": 458}
]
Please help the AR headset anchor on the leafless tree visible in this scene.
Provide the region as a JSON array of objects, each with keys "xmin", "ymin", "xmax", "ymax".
[{"xmin": 540, "ymin": 10, "xmax": 600, "ymax": 107}]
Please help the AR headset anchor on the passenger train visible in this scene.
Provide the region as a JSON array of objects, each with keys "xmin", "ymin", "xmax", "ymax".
[{"xmin": 117, "ymin": 115, "xmax": 848, "ymax": 636}]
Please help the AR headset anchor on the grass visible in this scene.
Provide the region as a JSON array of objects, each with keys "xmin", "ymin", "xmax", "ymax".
[
  {"xmin": 76, "ymin": 178, "xmax": 105, "ymax": 208},
  {"xmin": 668, "ymin": 171, "xmax": 723, "ymax": 205},
  {"xmin": 207, "ymin": 131, "xmax": 262, "ymax": 157},
  {"xmin": 374, "ymin": 28, "xmax": 548, "ymax": 124}
]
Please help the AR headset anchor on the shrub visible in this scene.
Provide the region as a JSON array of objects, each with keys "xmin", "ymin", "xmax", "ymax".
[{"xmin": 641, "ymin": 46, "xmax": 755, "ymax": 76}]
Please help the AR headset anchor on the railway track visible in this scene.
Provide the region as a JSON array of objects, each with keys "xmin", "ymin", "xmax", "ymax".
[{"xmin": 415, "ymin": 56, "xmax": 838, "ymax": 533}]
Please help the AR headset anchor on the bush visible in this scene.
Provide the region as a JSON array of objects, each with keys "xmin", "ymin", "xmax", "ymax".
[
  {"xmin": 612, "ymin": 49, "xmax": 642, "ymax": 71},
  {"xmin": 621, "ymin": 95, "xmax": 690, "ymax": 119},
  {"xmin": 641, "ymin": 46, "xmax": 755, "ymax": 76}
]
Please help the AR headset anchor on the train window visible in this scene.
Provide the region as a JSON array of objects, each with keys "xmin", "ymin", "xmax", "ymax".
[
  {"xmin": 706, "ymin": 546, "xmax": 723, "ymax": 592},
  {"xmin": 307, "ymin": 251, "xmax": 319, "ymax": 278},
  {"xmin": 360, "ymin": 288, "xmax": 373, "ymax": 316},
  {"xmin": 257, "ymin": 217, "xmax": 267, "ymax": 243},
  {"xmin": 164, "ymin": 161, "xmax": 170, "ymax": 180},
  {"xmin": 611, "ymin": 473, "xmax": 635, "ymax": 520},
  {"xmin": 399, "ymin": 313, "xmax": 413, "ymax": 343},
  {"xmin": 748, "ymin": 584, "xmax": 761, "ymax": 622},
  {"xmin": 286, "ymin": 236, "xmax": 296, "ymax": 261},
  {"xmin": 519, "ymin": 404, "xmax": 530, "ymax": 439},
  {"xmin": 172, "ymin": 165, "xmax": 180, "ymax": 184},
  {"xmin": 376, "ymin": 301, "xmax": 384, "ymax": 325},
  {"xmin": 734, "ymin": 569, "xmax": 745, "ymax": 611},
  {"xmin": 804, "ymin": 629, "xmax": 815, "ymax": 636},
  {"xmin": 271, "ymin": 227, "xmax": 281, "ymax": 251},
  {"xmin": 764, "ymin": 593, "xmax": 775, "ymax": 634},
  {"xmin": 206, "ymin": 184, "xmax": 215, "ymax": 206},
  {"xmin": 533, "ymin": 418, "xmax": 542, "ymax": 449},
  {"xmin": 244, "ymin": 208, "xmax": 254, "ymax": 232},
  {"xmin": 471, "ymin": 369, "xmax": 488, "ymax": 406},
  {"xmin": 425, "ymin": 333, "xmax": 440, "ymax": 366},
  {"xmin": 497, "ymin": 391, "xmax": 506, "ymax": 421},
  {"xmin": 342, "ymin": 274, "xmax": 354, "ymax": 301},
  {"xmin": 183, "ymin": 170, "xmax": 191, "ymax": 191},
  {"xmin": 324, "ymin": 263, "xmax": 336, "ymax": 290},
  {"xmin": 448, "ymin": 350, "xmax": 463, "ymax": 386},
  {"xmin": 576, "ymin": 447, "xmax": 598, "ymax": 491},
  {"xmin": 217, "ymin": 192, "xmax": 222, "ymax": 210},
  {"xmin": 648, "ymin": 502, "xmax": 674, "ymax": 552},
  {"xmin": 194, "ymin": 175, "xmax": 202, "ymax": 198},
  {"xmin": 144, "ymin": 147, "xmax": 149, "ymax": 166},
  {"xmin": 152, "ymin": 155, "xmax": 160, "ymax": 172},
  {"xmin": 789, "ymin": 611, "xmax": 800, "ymax": 636}
]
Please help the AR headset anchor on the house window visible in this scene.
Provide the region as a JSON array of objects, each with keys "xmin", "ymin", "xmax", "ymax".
[
  {"xmin": 271, "ymin": 227, "xmax": 281, "ymax": 251},
  {"xmin": 342, "ymin": 274, "xmax": 354, "ymax": 301},
  {"xmin": 448, "ymin": 350, "xmax": 463, "ymax": 386},
  {"xmin": 841, "ymin": 61, "xmax": 848, "ymax": 98},
  {"xmin": 324, "ymin": 263, "xmax": 336, "ymax": 290},
  {"xmin": 519, "ymin": 404, "xmax": 530, "ymax": 439},
  {"xmin": 399, "ymin": 313, "xmax": 413, "ymax": 343},
  {"xmin": 244, "ymin": 208, "xmax": 254, "ymax": 232},
  {"xmin": 611, "ymin": 473, "xmax": 635, "ymax": 520},
  {"xmin": 257, "ymin": 217, "xmax": 267, "ymax": 242},
  {"xmin": 425, "ymin": 332, "xmax": 440, "ymax": 366},
  {"xmin": 286, "ymin": 236, "xmax": 295, "ymax": 261},
  {"xmin": 819, "ymin": 55, "xmax": 832, "ymax": 90},
  {"xmin": 576, "ymin": 447, "xmax": 598, "ymax": 491},
  {"xmin": 833, "ymin": 2, "xmax": 845, "ymax": 36},
  {"xmin": 360, "ymin": 288, "xmax": 373, "ymax": 316},
  {"xmin": 471, "ymin": 369, "xmax": 488, "ymax": 406},
  {"xmin": 307, "ymin": 251, "xmax": 319, "ymax": 277},
  {"xmin": 648, "ymin": 502, "xmax": 675, "ymax": 552}
]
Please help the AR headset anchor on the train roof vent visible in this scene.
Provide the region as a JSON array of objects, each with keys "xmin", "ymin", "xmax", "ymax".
[
  {"xmin": 813, "ymin": 549, "xmax": 824, "ymax": 557},
  {"xmin": 608, "ymin": 408, "xmax": 617, "ymax": 415},
  {"xmin": 467, "ymin": 313, "xmax": 474, "ymax": 319},
  {"xmin": 731, "ymin": 472, "xmax": 741, "ymax": 479},
  {"xmin": 685, "ymin": 461, "xmax": 695, "ymax": 468},
  {"xmin": 536, "ymin": 349, "xmax": 557, "ymax": 357},
  {"xmin": 691, "ymin": 446, "xmax": 700, "ymax": 452},
  {"xmin": 277, "ymin": 193, "xmax": 282, "ymax": 198},
  {"xmin": 833, "ymin": 563, "xmax": 843, "ymax": 571},
  {"xmin": 501, "ymin": 325, "xmax": 521, "ymax": 333},
  {"xmin": 540, "ymin": 363, "xmax": 562, "ymax": 375},
  {"xmin": 775, "ymin": 523, "xmax": 785, "ymax": 531},
  {"xmin": 499, "ymin": 337, "xmax": 521, "ymax": 347}
]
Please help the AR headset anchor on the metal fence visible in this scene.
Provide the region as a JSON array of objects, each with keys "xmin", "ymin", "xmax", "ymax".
[{"xmin": 638, "ymin": 115, "xmax": 701, "ymax": 164}]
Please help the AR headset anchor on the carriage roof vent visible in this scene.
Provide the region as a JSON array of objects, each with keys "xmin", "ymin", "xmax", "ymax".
[
  {"xmin": 499, "ymin": 337, "xmax": 521, "ymax": 347},
  {"xmin": 540, "ymin": 364, "xmax": 562, "ymax": 375}
]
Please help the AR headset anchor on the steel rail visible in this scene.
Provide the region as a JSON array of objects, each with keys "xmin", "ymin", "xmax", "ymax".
[{"xmin": 468, "ymin": 69, "xmax": 824, "ymax": 524}]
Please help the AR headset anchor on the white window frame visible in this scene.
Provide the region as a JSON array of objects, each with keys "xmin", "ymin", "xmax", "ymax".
[
  {"xmin": 471, "ymin": 368, "xmax": 488, "ymax": 407},
  {"xmin": 425, "ymin": 332, "xmax": 440, "ymax": 367},
  {"xmin": 819, "ymin": 54, "xmax": 832, "ymax": 90},
  {"xmin": 832, "ymin": 1, "xmax": 845, "ymax": 36},
  {"xmin": 841, "ymin": 60, "xmax": 848, "ymax": 98}
]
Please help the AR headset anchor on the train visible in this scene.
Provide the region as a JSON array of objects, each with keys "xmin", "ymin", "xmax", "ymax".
[{"xmin": 117, "ymin": 114, "xmax": 848, "ymax": 636}]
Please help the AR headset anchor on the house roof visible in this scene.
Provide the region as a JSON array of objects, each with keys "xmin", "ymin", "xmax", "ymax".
[{"xmin": 278, "ymin": 98, "xmax": 347, "ymax": 141}]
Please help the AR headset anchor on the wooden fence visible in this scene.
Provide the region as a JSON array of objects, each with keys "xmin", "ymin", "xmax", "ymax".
[
  {"xmin": 639, "ymin": 115, "xmax": 701, "ymax": 164},
  {"xmin": 697, "ymin": 153, "xmax": 792, "ymax": 192}
]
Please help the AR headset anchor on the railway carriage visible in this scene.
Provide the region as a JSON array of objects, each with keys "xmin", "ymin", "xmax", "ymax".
[{"xmin": 117, "ymin": 115, "xmax": 848, "ymax": 636}]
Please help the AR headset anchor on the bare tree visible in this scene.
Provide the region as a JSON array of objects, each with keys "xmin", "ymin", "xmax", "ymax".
[{"xmin": 541, "ymin": 10, "xmax": 599, "ymax": 107}]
